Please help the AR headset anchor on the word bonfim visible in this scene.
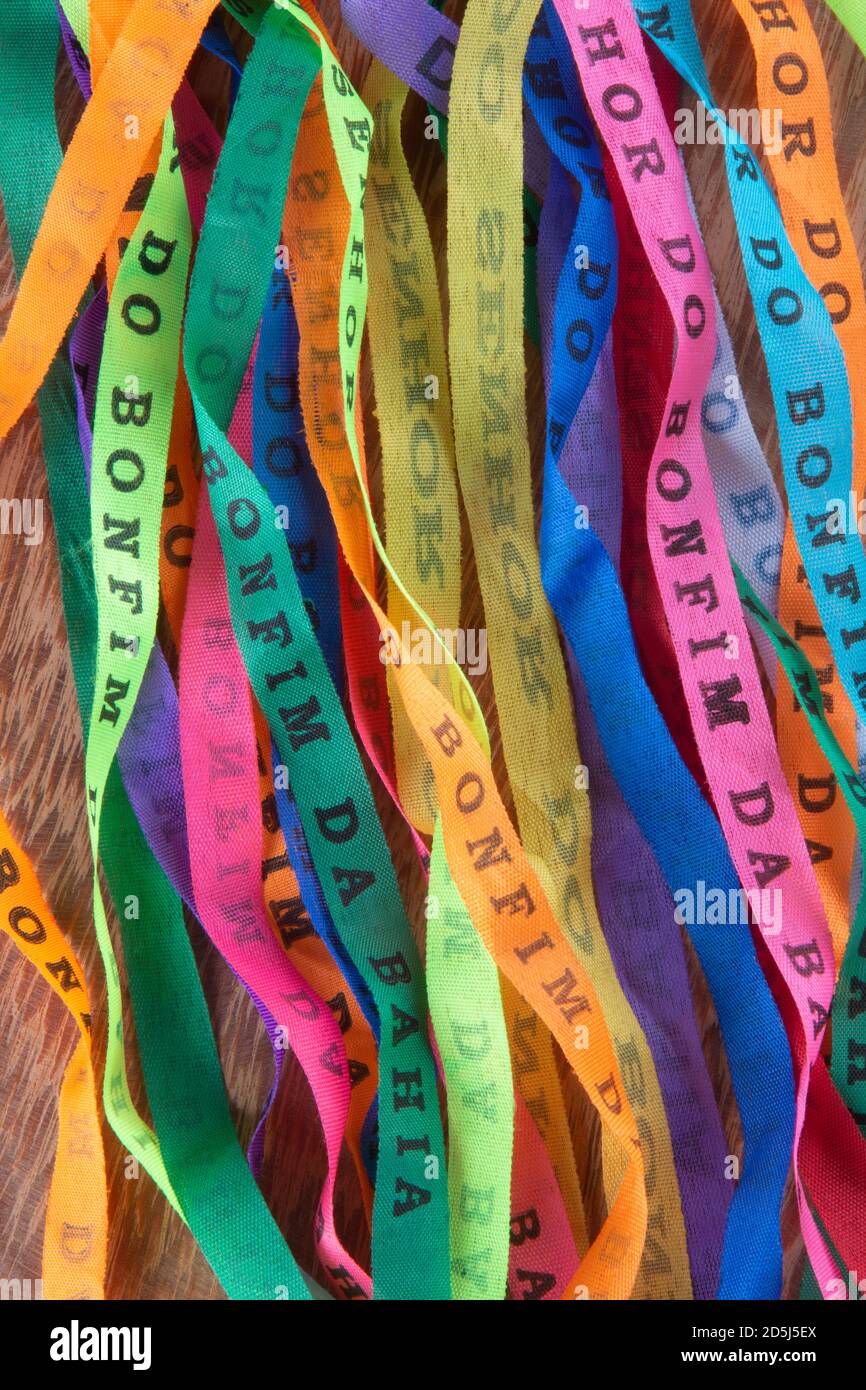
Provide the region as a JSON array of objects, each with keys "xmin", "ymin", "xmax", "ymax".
[
  {"xmin": 674, "ymin": 881, "xmax": 782, "ymax": 936},
  {"xmin": 673, "ymin": 102, "xmax": 783, "ymax": 156},
  {"xmin": 50, "ymin": 1321, "xmax": 152, "ymax": 1371},
  {"xmin": 379, "ymin": 622, "xmax": 488, "ymax": 677}
]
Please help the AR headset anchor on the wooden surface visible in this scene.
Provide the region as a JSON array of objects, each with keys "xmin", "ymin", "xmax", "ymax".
[{"xmin": 1, "ymin": 0, "xmax": 864, "ymax": 1300}]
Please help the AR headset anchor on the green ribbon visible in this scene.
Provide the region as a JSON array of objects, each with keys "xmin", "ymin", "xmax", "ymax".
[
  {"xmin": 822, "ymin": 0, "xmax": 866, "ymax": 58},
  {"xmin": 0, "ymin": 0, "xmax": 310, "ymax": 1300},
  {"xmin": 427, "ymin": 820, "xmax": 513, "ymax": 1298},
  {"xmin": 184, "ymin": 0, "xmax": 451, "ymax": 1299}
]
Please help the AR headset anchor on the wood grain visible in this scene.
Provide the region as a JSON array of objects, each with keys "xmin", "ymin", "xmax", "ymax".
[{"xmin": 1, "ymin": 0, "xmax": 863, "ymax": 1299}]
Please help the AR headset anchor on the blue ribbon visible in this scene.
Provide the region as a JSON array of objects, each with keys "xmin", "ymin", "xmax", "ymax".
[{"xmin": 529, "ymin": 0, "xmax": 795, "ymax": 1298}]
